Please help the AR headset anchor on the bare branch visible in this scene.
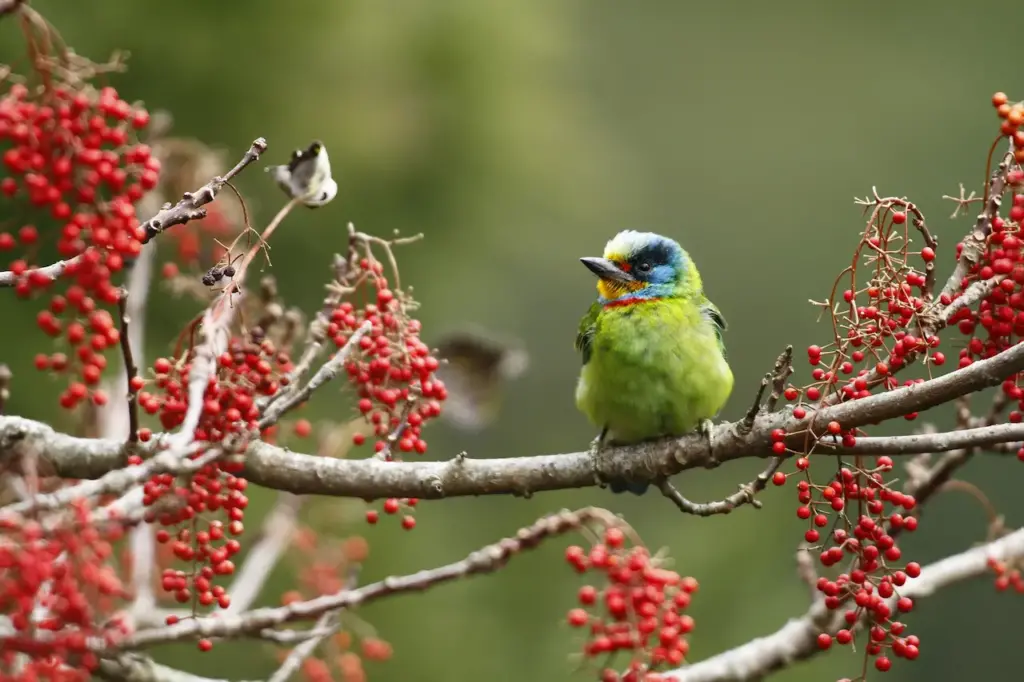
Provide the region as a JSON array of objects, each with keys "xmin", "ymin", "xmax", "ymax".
[
  {"xmin": 669, "ymin": 525, "xmax": 1024, "ymax": 682},
  {"xmin": 116, "ymin": 289, "xmax": 141, "ymax": 444},
  {"xmin": 140, "ymin": 138, "xmax": 268, "ymax": 242},
  {"xmin": 657, "ymin": 477, "xmax": 763, "ymax": 516},
  {"xmin": 266, "ymin": 567, "xmax": 360, "ymax": 682},
  {"xmin": 266, "ymin": 611, "xmax": 340, "ymax": 682},
  {"xmin": 937, "ymin": 146, "xmax": 1014, "ymax": 302},
  {"xmin": 821, "ymin": 422, "xmax": 1024, "ymax": 455}
]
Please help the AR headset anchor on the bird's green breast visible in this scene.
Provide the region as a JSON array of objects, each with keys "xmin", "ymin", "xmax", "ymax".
[{"xmin": 575, "ymin": 299, "xmax": 733, "ymax": 444}]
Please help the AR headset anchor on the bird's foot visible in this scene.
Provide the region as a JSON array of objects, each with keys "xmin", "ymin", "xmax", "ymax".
[
  {"xmin": 589, "ymin": 428, "xmax": 610, "ymax": 489},
  {"xmin": 698, "ymin": 419, "xmax": 721, "ymax": 468}
]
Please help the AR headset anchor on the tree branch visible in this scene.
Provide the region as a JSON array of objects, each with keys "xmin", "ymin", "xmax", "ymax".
[
  {"xmin": 2, "ymin": 339, "xmax": 1024, "ymax": 503},
  {"xmin": 266, "ymin": 567, "xmax": 360, "ymax": 682},
  {"xmin": 937, "ymin": 147, "xmax": 1014, "ymax": 302},
  {"xmin": 820, "ymin": 422, "xmax": 1024, "ymax": 455},
  {"xmin": 100, "ymin": 507, "xmax": 619, "ymax": 652},
  {"xmin": 95, "ymin": 656, "xmax": 258, "ymax": 682},
  {"xmin": 116, "ymin": 289, "xmax": 141, "ymax": 445},
  {"xmin": 257, "ymin": 320, "xmax": 373, "ymax": 430}
]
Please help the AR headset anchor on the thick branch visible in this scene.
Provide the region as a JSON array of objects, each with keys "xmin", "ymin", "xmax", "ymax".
[
  {"xmin": 3, "ymin": 337, "xmax": 1023, "ymax": 500},
  {"xmin": 668, "ymin": 525, "xmax": 1024, "ymax": 682}
]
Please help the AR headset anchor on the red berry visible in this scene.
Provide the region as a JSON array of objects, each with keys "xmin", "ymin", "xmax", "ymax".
[
  {"xmin": 567, "ymin": 608, "xmax": 589, "ymax": 627},
  {"xmin": 293, "ymin": 419, "xmax": 312, "ymax": 438}
]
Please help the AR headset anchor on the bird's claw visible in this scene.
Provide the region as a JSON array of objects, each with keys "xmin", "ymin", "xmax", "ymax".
[
  {"xmin": 698, "ymin": 419, "xmax": 721, "ymax": 468},
  {"xmin": 589, "ymin": 432, "xmax": 609, "ymax": 489}
]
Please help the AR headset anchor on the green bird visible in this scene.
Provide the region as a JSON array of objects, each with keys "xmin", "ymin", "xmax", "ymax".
[{"xmin": 574, "ymin": 230, "xmax": 734, "ymax": 494}]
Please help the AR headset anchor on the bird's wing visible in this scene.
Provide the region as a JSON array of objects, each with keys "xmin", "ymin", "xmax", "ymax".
[
  {"xmin": 574, "ymin": 301, "xmax": 601, "ymax": 365},
  {"xmin": 700, "ymin": 299, "xmax": 728, "ymax": 359}
]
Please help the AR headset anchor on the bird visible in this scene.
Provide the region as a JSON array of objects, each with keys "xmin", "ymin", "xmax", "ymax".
[
  {"xmin": 265, "ymin": 140, "xmax": 338, "ymax": 208},
  {"xmin": 433, "ymin": 328, "xmax": 529, "ymax": 430},
  {"xmin": 574, "ymin": 230, "xmax": 733, "ymax": 494}
]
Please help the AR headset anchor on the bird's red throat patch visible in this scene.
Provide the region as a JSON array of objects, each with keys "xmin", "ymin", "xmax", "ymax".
[{"xmin": 603, "ymin": 296, "xmax": 662, "ymax": 309}]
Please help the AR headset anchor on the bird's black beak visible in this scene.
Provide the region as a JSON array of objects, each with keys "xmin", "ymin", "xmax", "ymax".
[{"xmin": 580, "ymin": 257, "xmax": 635, "ymax": 282}]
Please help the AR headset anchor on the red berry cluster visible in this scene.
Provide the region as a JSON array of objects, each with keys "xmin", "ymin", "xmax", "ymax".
[
  {"xmin": 0, "ymin": 502, "xmax": 131, "ymax": 681},
  {"xmin": 0, "ymin": 81, "xmax": 160, "ymax": 407},
  {"xmin": 782, "ymin": 205, "xmax": 938, "ymax": 417},
  {"xmin": 792, "ymin": 464, "xmax": 923, "ymax": 671},
  {"xmin": 139, "ymin": 337, "xmax": 290, "ymax": 435},
  {"xmin": 564, "ymin": 527, "xmax": 696, "ymax": 682},
  {"xmin": 940, "ymin": 94, "xmax": 1024, "ymax": 444},
  {"xmin": 759, "ymin": 148, "xmax": 948, "ymax": 678},
  {"xmin": 133, "ymin": 336, "xmax": 294, "ymax": 636},
  {"xmin": 763, "ymin": 91, "xmax": 1024, "ymax": 678},
  {"xmin": 941, "ymin": 200, "xmax": 1024, "ymax": 434},
  {"xmin": 323, "ymin": 257, "xmax": 446, "ymax": 527},
  {"xmin": 992, "ymin": 92, "xmax": 1024, "ymax": 164},
  {"xmin": 776, "ymin": 452, "xmax": 924, "ymax": 675}
]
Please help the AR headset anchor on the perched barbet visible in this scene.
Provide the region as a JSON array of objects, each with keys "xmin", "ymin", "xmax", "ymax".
[{"xmin": 574, "ymin": 230, "xmax": 734, "ymax": 493}]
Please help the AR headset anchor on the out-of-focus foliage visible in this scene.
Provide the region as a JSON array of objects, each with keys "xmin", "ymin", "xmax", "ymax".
[{"xmin": 0, "ymin": 1, "xmax": 1019, "ymax": 680}]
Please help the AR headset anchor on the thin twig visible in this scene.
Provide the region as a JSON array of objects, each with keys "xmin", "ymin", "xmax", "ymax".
[
  {"xmin": 266, "ymin": 567, "xmax": 360, "ymax": 682},
  {"xmin": 738, "ymin": 346, "xmax": 793, "ymax": 433},
  {"xmin": 657, "ymin": 477, "xmax": 763, "ymax": 516},
  {"xmin": 257, "ymin": 321, "xmax": 372, "ymax": 429},
  {"xmin": 116, "ymin": 289, "xmax": 140, "ymax": 445},
  {"xmin": 937, "ymin": 146, "xmax": 1014, "ymax": 302},
  {"xmin": 0, "ymin": 139, "xmax": 268, "ymax": 288}
]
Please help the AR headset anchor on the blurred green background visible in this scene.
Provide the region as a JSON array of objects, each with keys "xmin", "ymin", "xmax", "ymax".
[{"xmin": 1, "ymin": 1, "xmax": 1021, "ymax": 680}]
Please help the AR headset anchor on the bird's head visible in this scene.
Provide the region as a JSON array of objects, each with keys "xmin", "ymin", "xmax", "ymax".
[{"xmin": 580, "ymin": 230, "xmax": 700, "ymax": 302}]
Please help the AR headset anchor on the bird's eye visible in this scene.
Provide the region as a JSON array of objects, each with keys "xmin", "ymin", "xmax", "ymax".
[{"xmin": 637, "ymin": 262, "xmax": 652, "ymax": 273}]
